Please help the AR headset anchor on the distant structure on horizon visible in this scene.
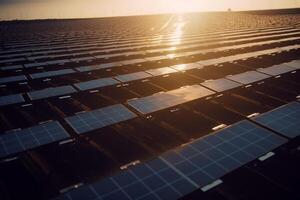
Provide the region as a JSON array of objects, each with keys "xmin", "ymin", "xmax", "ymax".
[{"xmin": 228, "ymin": 8, "xmax": 232, "ymax": 12}]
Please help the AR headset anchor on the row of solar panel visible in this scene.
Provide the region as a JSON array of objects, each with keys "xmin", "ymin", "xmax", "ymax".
[
  {"xmin": 0, "ymin": 67, "xmax": 297, "ymax": 158},
  {"xmin": 0, "ymin": 53, "xmax": 298, "ymax": 108},
  {"xmin": 22, "ymin": 29, "xmax": 300, "ymax": 63},
  {"xmin": 1, "ymin": 29, "xmax": 299, "ymax": 70},
  {"xmin": 1, "ymin": 26, "xmax": 291, "ymax": 59},
  {"xmin": 0, "ymin": 84, "xmax": 299, "ymax": 166},
  {"xmin": 1, "ymin": 39, "xmax": 299, "ymax": 88},
  {"xmin": 55, "ymin": 100, "xmax": 300, "ymax": 200},
  {"xmin": 20, "ymin": 37, "xmax": 300, "ymax": 80},
  {"xmin": 3, "ymin": 26, "xmax": 290, "ymax": 51}
]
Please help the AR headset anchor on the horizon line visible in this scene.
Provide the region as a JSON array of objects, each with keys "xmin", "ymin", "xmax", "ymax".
[{"xmin": 1, "ymin": 6, "xmax": 300, "ymax": 22}]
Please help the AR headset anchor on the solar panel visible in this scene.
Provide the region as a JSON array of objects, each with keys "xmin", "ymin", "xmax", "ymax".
[
  {"xmin": 65, "ymin": 104, "xmax": 137, "ymax": 134},
  {"xmin": 226, "ymin": 71, "xmax": 270, "ymax": 85},
  {"xmin": 160, "ymin": 120, "xmax": 287, "ymax": 188},
  {"xmin": 119, "ymin": 58, "xmax": 147, "ymax": 66},
  {"xmin": 0, "ymin": 65, "xmax": 23, "ymax": 70},
  {"xmin": 128, "ymin": 85, "xmax": 215, "ymax": 114},
  {"xmin": 27, "ymin": 86, "xmax": 77, "ymax": 100},
  {"xmin": 0, "ymin": 75, "xmax": 27, "ymax": 84},
  {"xmin": 197, "ymin": 57, "xmax": 234, "ymax": 66},
  {"xmin": 56, "ymin": 120, "xmax": 286, "ymax": 200},
  {"xmin": 24, "ymin": 62, "xmax": 48, "ymax": 68},
  {"xmin": 71, "ymin": 56, "xmax": 94, "ymax": 62},
  {"xmin": 74, "ymin": 78, "xmax": 119, "ymax": 91},
  {"xmin": 144, "ymin": 55, "xmax": 167, "ymax": 62},
  {"xmin": 257, "ymin": 64, "xmax": 295, "ymax": 76},
  {"xmin": 146, "ymin": 67, "xmax": 178, "ymax": 76},
  {"xmin": 285, "ymin": 59, "xmax": 300, "ymax": 69},
  {"xmin": 47, "ymin": 59, "xmax": 70, "ymax": 65},
  {"xmin": 115, "ymin": 72, "xmax": 151, "ymax": 82},
  {"xmin": 75, "ymin": 66, "xmax": 95, "ymax": 72},
  {"xmin": 0, "ymin": 94, "xmax": 25, "ymax": 106},
  {"xmin": 0, "ymin": 57, "xmax": 26, "ymax": 64},
  {"xmin": 201, "ymin": 78, "xmax": 242, "ymax": 92},
  {"xmin": 0, "ymin": 121, "xmax": 70, "ymax": 158},
  {"xmin": 253, "ymin": 101, "xmax": 300, "ymax": 138},
  {"xmin": 30, "ymin": 69, "xmax": 76, "ymax": 79},
  {"xmin": 171, "ymin": 63, "xmax": 202, "ymax": 71}
]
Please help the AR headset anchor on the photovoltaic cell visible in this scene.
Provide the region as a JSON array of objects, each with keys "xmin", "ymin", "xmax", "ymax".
[
  {"xmin": 253, "ymin": 101, "xmax": 300, "ymax": 138},
  {"xmin": 128, "ymin": 85, "xmax": 215, "ymax": 114},
  {"xmin": 0, "ymin": 75, "xmax": 27, "ymax": 84},
  {"xmin": 115, "ymin": 72, "xmax": 151, "ymax": 82},
  {"xmin": 257, "ymin": 64, "xmax": 295, "ymax": 76},
  {"xmin": 74, "ymin": 78, "xmax": 119, "ymax": 91},
  {"xmin": 0, "ymin": 94, "xmax": 25, "ymax": 106},
  {"xmin": 226, "ymin": 71, "xmax": 270, "ymax": 85},
  {"xmin": 27, "ymin": 86, "xmax": 77, "ymax": 100},
  {"xmin": 201, "ymin": 78, "xmax": 242, "ymax": 92},
  {"xmin": 30, "ymin": 69, "xmax": 76, "ymax": 79},
  {"xmin": 65, "ymin": 104, "xmax": 137, "ymax": 134},
  {"xmin": 0, "ymin": 121, "xmax": 70, "ymax": 158},
  {"xmin": 55, "ymin": 120, "xmax": 286, "ymax": 200}
]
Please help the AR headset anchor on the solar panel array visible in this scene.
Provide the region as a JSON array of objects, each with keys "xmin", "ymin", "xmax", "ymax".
[
  {"xmin": 0, "ymin": 121, "xmax": 70, "ymax": 158},
  {"xmin": 0, "ymin": 14, "xmax": 300, "ymax": 200},
  {"xmin": 65, "ymin": 104, "xmax": 137, "ymax": 134},
  {"xmin": 56, "ymin": 120, "xmax": 287, "ymax": 200},
  {"xmin": 253, "ymin": 101, "xmax": 300, "ymax": 138}
]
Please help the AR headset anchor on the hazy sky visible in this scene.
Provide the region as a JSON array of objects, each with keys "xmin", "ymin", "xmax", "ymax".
[{"xmin": 0, "ymin": 0, "xmax": 300, "ymax": 20}]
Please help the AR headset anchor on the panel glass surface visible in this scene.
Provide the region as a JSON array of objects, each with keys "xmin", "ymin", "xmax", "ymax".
[
  {"xmin": 74, "ymin": 78, "xmax": 119, "ymax": 91},
  {"xmin": 115, "ymin": 72, "xmax": 151, "ymax": 82},
  {"xmin": 0, "ymin": 121, "xmax": 70, "ymax": 158},
  {"xmin": 201, "ymin": 78, "xmax": 242, "ymax": 92},
  {"xmin": 65, "ymin": 104, "xmax": 137, "ymax": 134},
  {"xmin": 30, "ymin": 69, "xmax": 76, "ymax": 79},
  {"xmin": 257, "ymin": 64, "xmax": 295, "ymax": 76},
  {"xmin": 27, "ymin": 86, "xmax": 77, "ymax": 100},
  {"xmin": 0, "ymin": 94, "xmax": 25, "ymax": 106},
  {"xmin": 0, "ymin": 75, "xmax": 27, "ymax": 84},
  {"xmin": 128, "ymin": 85, "xmax": 215, "ymax": 114},
  {"xmin": 253, "ymin": 101, "xmax": 300, "ymax": 138},
  {"xmin": 226, "ymin": 71, "xmax": 270, "ymax": 84}
]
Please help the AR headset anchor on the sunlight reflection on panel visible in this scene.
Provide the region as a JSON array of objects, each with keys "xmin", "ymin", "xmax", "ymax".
[{"xmin": 170, "ymin": 15, "xmax": 185, "ymax": 45}]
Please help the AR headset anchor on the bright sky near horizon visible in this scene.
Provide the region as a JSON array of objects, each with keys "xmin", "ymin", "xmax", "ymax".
[{"xmin": 0, "ymin": 0, "xmax": 300, "ymax": 20}]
